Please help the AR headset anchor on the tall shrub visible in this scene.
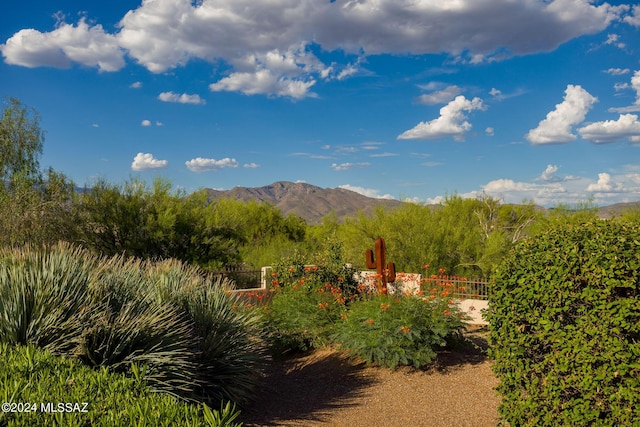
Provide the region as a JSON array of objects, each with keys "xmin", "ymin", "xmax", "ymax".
[{"xmin": 487, "ymin": 220, "xmax": 640, "ymax": 426}]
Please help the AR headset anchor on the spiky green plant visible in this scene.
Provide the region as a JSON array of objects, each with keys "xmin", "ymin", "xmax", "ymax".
[
  {"xmin": 79, "ymin": 255, "xmax": 199, "ymax": 400},
  {"xmin": 0, "ymin": 242, "xmax": 95, "ymax": 354},
  {"xmin": 181, "ymin": 283, "xmax": 268, "ymax": 405},
  {"xmin": 0, "ymin": 343, "xmax": 245, "ymax": 427},
  {"xmin": 145, "ymin": 260, "xmax": 269, "ymax": 405},
  {"xmin": 0, "ymin": 243, "xmax": 267, "ymax": 407}
]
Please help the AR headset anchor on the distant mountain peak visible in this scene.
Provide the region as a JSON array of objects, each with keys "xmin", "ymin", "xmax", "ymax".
[{"xmin": 203, "ymin": 181, "xmax": 403, "ymax": 223}]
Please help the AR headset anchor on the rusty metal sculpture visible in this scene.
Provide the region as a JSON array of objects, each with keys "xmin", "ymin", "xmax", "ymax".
[{"xmin": 365, "ymin": 237, "xmax": 396, "ymax": 294}]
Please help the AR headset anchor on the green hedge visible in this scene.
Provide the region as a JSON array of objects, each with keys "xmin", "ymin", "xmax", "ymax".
[
  {"xmin": 487, "ymin": 220, "xmax": 640, "ymax": 426},
  {"xmin": 0, "ymin": 344, "xmax": 242, "ymax": 427}
]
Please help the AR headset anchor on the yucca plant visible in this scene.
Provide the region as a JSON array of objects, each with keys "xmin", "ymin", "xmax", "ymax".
[
  {"xmin": 0, "ymin": 243, "xmax": 268, "ymax": 407},
  {"xmin": 0, "ymin": 242, "xmax": 95, "ymax": 354},
  {"xmin": 145, "ymin": 260, "xmax": 269, "ymax": 405},
  {"xmin": 181, "ymin": 283, "xmax": 268, "ymax": 405},
  {"xmin": 79, "ymin": 255, "xmax": 199, "ymax": 400}
]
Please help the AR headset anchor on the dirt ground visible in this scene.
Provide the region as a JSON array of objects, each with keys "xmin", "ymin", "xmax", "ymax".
[{"xmin": 240, "ymin": 327, "xmax": 501, "ymax": 427}]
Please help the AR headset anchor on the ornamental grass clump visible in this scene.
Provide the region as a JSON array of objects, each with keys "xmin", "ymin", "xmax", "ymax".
[
  {"xmin": 487, "ymin": 220, "xmax": 640, "ymax": 426},
  {"xmin": 139, "ymin": 259, "xmax": 269, "ymax": 405},
  {"xmin": 73, "ymin": 255, "xmax": 200, "ymax": 401}
]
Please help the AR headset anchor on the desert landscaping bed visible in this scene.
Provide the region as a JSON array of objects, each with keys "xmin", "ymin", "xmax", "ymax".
[{"xmin": 241, "ymin": 326, "xmax": 500, "ymax": 427}]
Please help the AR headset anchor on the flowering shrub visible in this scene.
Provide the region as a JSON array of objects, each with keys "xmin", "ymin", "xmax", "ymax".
[
  {"xmin": 333, "ymin": 289, "xmax": 468, "ymax": 369},
  {"xmin": 263, "ymin": 250, "xmax": 471, "ymax": 368},
  {"xmin": 265, "ymin": 278, "xmax": 348, "ymax": 352},
  {"xmin": 262, "ymin": 250, "xmax": 355, "ymax": 353}
]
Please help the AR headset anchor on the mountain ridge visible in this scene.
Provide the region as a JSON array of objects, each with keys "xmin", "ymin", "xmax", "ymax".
[
  {"xmin": 202, "ymin": 181, "xmax": 640, "ymax": 224},
  {"xmin": 203, "ymin": 181, "xmax": 403, "ymax": 223}
]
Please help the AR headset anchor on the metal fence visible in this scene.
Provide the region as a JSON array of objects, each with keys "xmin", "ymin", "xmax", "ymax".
[
  {"xmin": 212, "ymin": 268, "xmax": 264, "ymax": 289},
  {"xmin": 221, "ymin": 267, "xmax": 492, "ymax": 301},
  {"xmin": 421, "ymin": 276, "xmax": 491, "ymax": 300}
]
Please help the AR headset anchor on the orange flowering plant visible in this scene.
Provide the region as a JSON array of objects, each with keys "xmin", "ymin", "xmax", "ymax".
[
  {"xmin": 262, "ymin": 246, "xmax": 359, "ymax": 353},
  {"xmin": 332, "ymin": 285, "xmax": 468, "ymax": 369}
]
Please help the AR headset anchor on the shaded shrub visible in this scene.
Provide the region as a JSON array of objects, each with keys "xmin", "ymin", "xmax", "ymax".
[
  {"xmin": 0, "ymin": 343, "xmax": 242, "ymax": 427},
  {"xmin": 487, "ymin": 220, "xmax": 640, "ymax": 426},
  {"xmin": 265, "ymin": 279, "xmax": 347, "ymax": 353},
  {"xmin": 263, "ymin": 250, "xmax": 353, "ymax": 353}
]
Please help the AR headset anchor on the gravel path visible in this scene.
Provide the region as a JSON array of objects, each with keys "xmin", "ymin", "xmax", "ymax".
[{"xmin": 241, "ymin": 328, "xmax": 500, "ymax": 427}]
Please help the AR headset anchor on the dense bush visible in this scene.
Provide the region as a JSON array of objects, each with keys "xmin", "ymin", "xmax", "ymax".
[
  {"xmin": 0, "ymin": 243, "xmax": 267, "ymax": 407},
  {"xmin": 262, "ymin": 240, "xmax": 369, "ymax": 352},
  {"xmin": 263, "ymin": 249, "xmax": 354, "ymax": 353},
  {"xmin": 0, "ymin": 343, "xmax": 242, "ymax": 427},
  {"xmin": 487, "ymin": 220, "xmax": 640, "ymax": 426},
  {"xmin": 264, "ymin": 246, "xmax": 469, "ymax": 368},
  {"xmin": 334, "ymin": 195, "xmax": 540, "ymax": 277},
  {"xmin": 333, "ymin": 293, "xmax": 467, "ymax": 369}
]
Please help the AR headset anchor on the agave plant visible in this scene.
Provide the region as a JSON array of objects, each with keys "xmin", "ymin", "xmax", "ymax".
[{"xmin": 0, "ymin": 242, "xmax": 95, "ymax": 354}]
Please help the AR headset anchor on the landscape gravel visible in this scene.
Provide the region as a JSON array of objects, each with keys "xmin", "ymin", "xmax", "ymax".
[{"xmin": 241, "ymin": 328, "xmax": 500, "ymax": 427}]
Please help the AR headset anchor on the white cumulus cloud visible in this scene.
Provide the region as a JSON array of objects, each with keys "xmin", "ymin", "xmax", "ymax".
[
  {"xmin": 586, "ymin": 173, "xmax": 622, "ymax": 192},
  {"xmin": 0, "ymin": 18, "xmax": 124, "ymax": 72},
  {"xmin": 158, "ymin": 91, "xmax": 205, "ymax": 104},
  {"xmin": 623, "ymin": 4, "xmax": 640, "ymax": 27},
  {"xmin": 210, "ymin": 68, "xmax": 316, "ymax": 99},
  {"xmin": 526, "ymin": 85, "xmax": 597, "ymax": 144},
  {"xmin": 209, "ymin": 47, "xmax": 323, "ymax": 99},
  {"xmin": 397, "ymin": 96, "xmax": 486, "ymax": 141},
  {"xmin": 416, "ymin": 84, "xmax": 463, "ymax": 105},
  {"xmin": 539, "ymin": 164, "xmax": 560, "ymax": 182},
  {"xmin": 578, "ymin": 114, "xmax": 640, "ymax": 143},
  {"xmin": 609, "ymin": 70, "xmax": 640, "ymax": 113},
  {"xmin": 2, "ymin": 0, "xmax": 628, "ymax": 99},
  {"xmin": 185, "ymin": 157, "xmax": 239, "ymax": 172},
  {"xmin": 338, "ymin": 184, "xmax": 394, "ymax": 200},
  {"xmin": 131, "ymin": 152, "xmax": 168, "ymax": 171}
]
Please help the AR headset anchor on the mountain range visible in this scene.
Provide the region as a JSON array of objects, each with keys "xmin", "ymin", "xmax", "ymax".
[
  {"xmin": 203, "ymin": 181, "xmax": 640, "ymax": 224},
  {"xmin": 203, "ymin": 181, "xmax": 402, "ymax": 223}
]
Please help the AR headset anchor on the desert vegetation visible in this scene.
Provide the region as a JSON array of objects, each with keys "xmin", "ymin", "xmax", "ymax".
[{"xmin": 2, "ymin": 98, "xmax": 640, "ymax": 425}]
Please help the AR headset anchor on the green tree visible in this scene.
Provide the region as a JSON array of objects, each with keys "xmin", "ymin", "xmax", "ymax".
[
  {"xmin": 0, "ymin": 97, "xmax": 44, "ymax": 184},
  {"xmin": 0, "ymin": 98, "xmax": 77, "ymax": 246},
  {"xmin": 73, "ymin": 178, "xmax": 242, "ymax": 269}
]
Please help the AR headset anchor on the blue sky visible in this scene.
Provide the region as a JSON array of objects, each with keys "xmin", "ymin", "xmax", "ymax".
[{"xmin": 2, "ymin": 0, "xmax": 640, "ymax": 206}]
